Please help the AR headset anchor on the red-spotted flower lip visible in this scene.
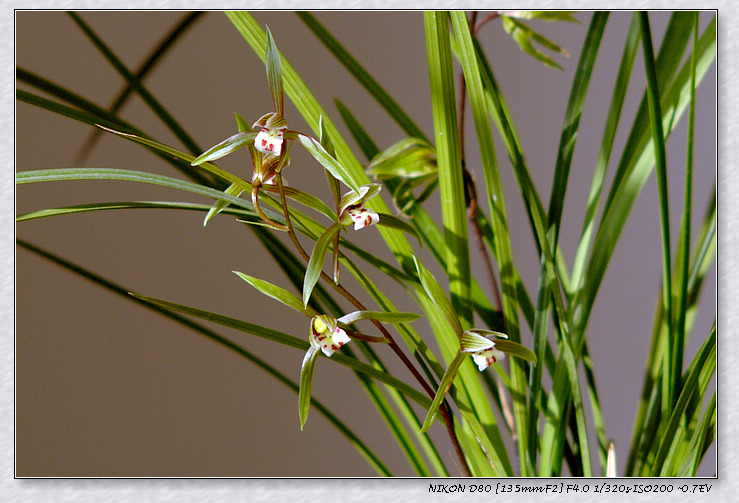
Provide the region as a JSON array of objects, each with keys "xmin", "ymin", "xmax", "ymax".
[
  {"xmin": 345, "ymin": 206, "xmax": 380, "ymax": 230},
  {"xmin": 338, "ymin": 184, "xmax": 382, "ymax": 230},
  {"xmin": 310, "ymin": 315, "xmax": 351, "ymax": 357},
  {"xmin": 252, "ymin": 112, "xmax": 288, "ymax": 156},
  {"xmin": 460, "ymin": 329, "xmax": 507, "ymax": 371}
]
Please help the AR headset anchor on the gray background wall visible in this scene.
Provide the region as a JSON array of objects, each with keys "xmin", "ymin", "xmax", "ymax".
[{"xmin": 16, "ymin": 10, "xmax": 716, "ymax": 477}]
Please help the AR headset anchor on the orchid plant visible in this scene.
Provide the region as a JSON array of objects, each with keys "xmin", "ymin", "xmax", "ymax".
[{"xmin": 16, "ymin": 10, "xmax": 716, "ymax": 478}]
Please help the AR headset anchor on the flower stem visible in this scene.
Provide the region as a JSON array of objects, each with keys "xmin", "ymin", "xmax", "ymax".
[{"xmin": 251, "ymin": 184, "xmax": 288, "ymax": 231}]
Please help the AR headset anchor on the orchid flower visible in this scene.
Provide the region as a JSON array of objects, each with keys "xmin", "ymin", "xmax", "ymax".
[
  {"xmin": 338, "ymin": 184, "xmax": 382, "ymax": 231},
  {"xmin": 309, "ymin": 315, "xmax": 351, "ymax": 357},
  {"xmin": 461, "ymin": 330, "xmax": 506, "ymax": 371},
  {"xmin": 253, "ymin": 112, "xmax": 288, "ymax": 156}
]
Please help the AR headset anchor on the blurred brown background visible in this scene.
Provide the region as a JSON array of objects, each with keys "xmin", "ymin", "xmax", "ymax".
[{"xmin": 16, "ymin": 11, "xmax": 716, "ymax": 477}]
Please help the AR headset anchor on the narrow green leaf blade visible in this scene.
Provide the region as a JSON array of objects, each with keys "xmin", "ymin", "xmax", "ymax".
[
  {"xmin": 493, "ymin": 339, "xmax": 537, "ymax": 363},
  {"xmin": 191, "ymin": 131, "xmax": 256, "ymax": 165},
  {"xmin": 96, "ymin": 125, "xmax": 254, "ymax": 192},
  {"xmin": 424, "ymin": 11, "xmax": 472, "ymax": 328},
  {"xmin": 375, "ymin": 213, "xmax": 421, "ymax": 244},
  {"xmin": 299, "ymin": 345, "xmax": 322, "ymax": 429},
  {"xmin": 412, "ymin": 255, "xmax": 462, "ymax": 337},
  {"xmin": 420, "ymin": 352, "xmax": 466, "ymax": 432},
  {"xmin": 337, "ymin": 310, "xmax": 421, "ymax": 326},
  {"xmin": 303, "ymin": 222, "xmax": 344, "ymax": 306},
  {"xmin": 298, "ymin": 134, "xmax": 361, "ymax": 193},
  {"xmin": 130, "ymin": 293, "xmax": 431, "ymax": 408},
  {"xmin": 204, "ymin": 182, "xmax": 245, "ymax": 226},
  {"xmin": 265, "ymin": 27, "xmax": 285, "ymax": 116},
  {"xmin": 16, "ymin": 200, "xmax": 253, "ymax": 223},
  {"xmin": 297, "ymin": 11, "xmax": 429, "ymax": 142},
  {"xmin": 233, "ymin": 271, "xmax": 317, "ymax": 317},
  {"xmin": 16, "ymin": 168, "xmax": 256, "ymax": 212}
]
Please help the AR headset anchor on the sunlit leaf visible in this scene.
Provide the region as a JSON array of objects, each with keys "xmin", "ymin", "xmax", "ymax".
[
  {"xmin": 303, "ymin": 222, "xmax": 344, "ymax": 306},
  {"xmin": 298, "ymin": 134, "xmax": 361, "ymax": 193},
  {"xmin": 233, "ymin": 271, "xmax": 317, "ymax": 317},
  {"xmin": 265, "ymin": 27, "xmax": 285, "ymax": 116},
  {"xmin": 337, "ymin": 310, "xmax": 421, "ymax": 326},
  {"xmin": 412, "ymin": 255, "xmax": 463, "ymax": 337},
  {"xmin": 191, "ymin": 131, "xmax": 256, "ymax": 165},
  {"xmin": 420, "ymin": 351, "xmax": 466, "ymax": 432}
]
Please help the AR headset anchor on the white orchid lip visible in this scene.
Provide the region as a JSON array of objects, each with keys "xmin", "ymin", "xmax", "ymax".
[
  {"xmin": 255, "ymin": 127, "xmax": 285, "ymax": 156},
  {"xmin": 310, "ymin": 316, "xmax": 351, "ymax": 357},
  {"xmin": 338, "ymin": 184, "xmax": 382, "ymax": 231},
  {"xmin": 252, "ymin": 112, "xmax": 289, "ymax": 156},
  {"xmin": 346, "ymin": 206, "xmax": 380, "ymax": 230},
  {"xmin": 470, "ymin": 347, "xmax": 506, "ymax": 371},
  {"xmin": 461, "ymin": 329, "xmax": 506, "ymax": 371}
]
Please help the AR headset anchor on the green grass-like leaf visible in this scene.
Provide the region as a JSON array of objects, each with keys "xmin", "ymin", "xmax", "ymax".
[
  {"xmin": 420, "ymin": 352, "xmax": 466, "ymax": 432},
  {"xmin": 424, "ymin": 11, "xmax": 472, "ymax": 329},
  {"xmin": 303, "ymin": 221, "xmax": 344, "ymax": 307},
  {"xmin": 265, "ymin": 27, "xmax": 285, "ymax": 116},
  {"xmin": 191, "ymin": 131, "xmax": 256, "ymax": 165},
  {"xmin": 299, "ymin": 345, "xmax": 322, "ymax": 429},
  {"xmin": 298, "ymin": 134, "xmax": 361, "ymax": 194},
  {"xmin": 337, "ymin": 310, "xmax": 421, "ymax": 326},
  {"xmin": 234, "ymin": 271, "xmax": 318, "ymax": 317}
]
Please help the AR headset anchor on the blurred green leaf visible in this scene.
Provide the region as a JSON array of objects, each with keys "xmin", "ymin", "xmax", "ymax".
[
  {"xmin": 367, "ymin": 138, "xmax": 437, "ymax": 180},
  {"xmin": 501, "ymin": 15, "xmax": 571, "ymax": 69}
]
